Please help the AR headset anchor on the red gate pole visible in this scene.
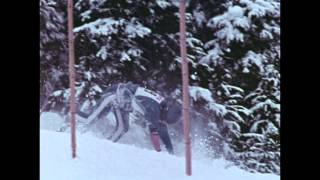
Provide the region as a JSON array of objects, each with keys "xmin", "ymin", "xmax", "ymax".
[
  {"xmin": 179, "ymin": 0, "xmax": 192, "ymax": 176},
  {"xmin": 67, "ymin": 0, "xmax": 76, "ymax": 159}
]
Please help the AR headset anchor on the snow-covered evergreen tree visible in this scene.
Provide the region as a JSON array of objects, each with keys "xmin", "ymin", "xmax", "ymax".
[
  {"xmin": 40, "ymin": 0, "xmax": 68, "ymax": 111},
  {"xmin": 186, "ymin": 0, "xmax": 280, "ymax": 174}
]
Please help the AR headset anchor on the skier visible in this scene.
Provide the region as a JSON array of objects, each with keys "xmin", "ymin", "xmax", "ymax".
[{"xmin": 76, "ymin": 82, "xmax": 181, "ymax": 154}]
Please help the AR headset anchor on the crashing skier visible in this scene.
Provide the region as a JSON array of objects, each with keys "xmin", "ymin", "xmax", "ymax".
[{"xmin": 76, "ymin": 82, "xmax": 182, "ymax": 154}]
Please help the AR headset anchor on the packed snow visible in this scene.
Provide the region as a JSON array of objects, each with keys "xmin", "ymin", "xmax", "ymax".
[
  {"xmin": 40, "ymin": 113, "xmax": 280, "ymax": 180},
  {"xmin": 40, "ymin": 112, "xmax": 65, "ymax": 131}
]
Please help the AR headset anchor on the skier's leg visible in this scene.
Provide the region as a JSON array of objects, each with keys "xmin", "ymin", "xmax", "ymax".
[
  {"xmin": 110, "ymin": 107, "xmax": 126, "ymax": 142},
  {"xmin": 107, "ymin": 107, "xmax": 119, "ymax": 139},
  {"xmin": 144, "ymin": 103, "xmax": 163, "ymax": 152},
  {"xmin": 107, "ymin": 108, "xmax": 130, "ymax": 140},
  {"xmin": 122, "ymin": 110, "xmax": 130, "ymax": 133},
  {"xmin": 149, "ymin": 124, "xmax": 161, "ymax": 152},
  {"xmin": 85, "ymin": 94, "xmax": 116, "ymax": 123},
  {"xmin": 75, "ymin": 111, "xmax": 89, "ymax": 122},
  {"xmin": 157, "ymin": 122, "xmax": 174, "ymax": 154}
]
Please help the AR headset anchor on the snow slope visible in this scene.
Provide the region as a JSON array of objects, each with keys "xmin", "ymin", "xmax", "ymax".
[{"xmin": 40, "ymin": 129, "xmax": 280, "ymax": 180}]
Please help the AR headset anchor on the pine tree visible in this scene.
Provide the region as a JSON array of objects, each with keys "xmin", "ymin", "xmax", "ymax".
[
  {"xmin": 40, "ymin": 0, "xmax": 68, "ymax": 111},
  {"xmin": 186, "ymin": 0, "xmax": 280, "ymax": 174}
]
